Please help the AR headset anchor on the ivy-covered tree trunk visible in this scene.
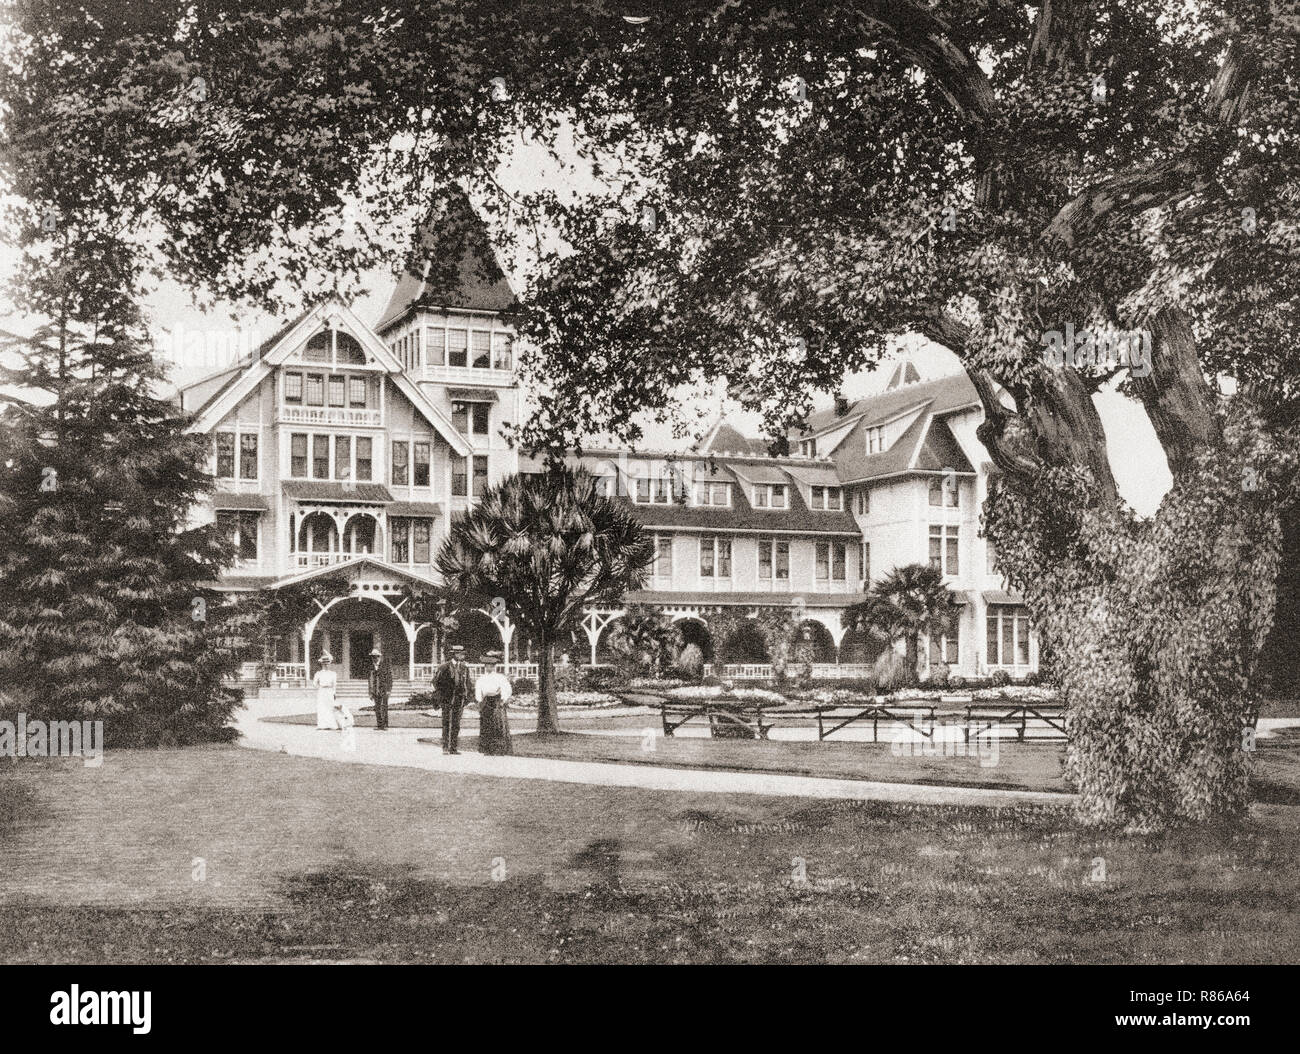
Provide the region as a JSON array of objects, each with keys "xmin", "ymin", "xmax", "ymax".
[{"xmin": 984, "ymin": 411, "xmax": 1296, "ymax": 829}]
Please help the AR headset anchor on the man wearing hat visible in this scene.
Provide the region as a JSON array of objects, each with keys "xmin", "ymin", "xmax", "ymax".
[
  {"xmin": 432, "ymin": 644, "xmax": 471, "ymax": 753},
  {"xmin": 367, "ymin": 646, "xmax": 393, "ymax": 731}
]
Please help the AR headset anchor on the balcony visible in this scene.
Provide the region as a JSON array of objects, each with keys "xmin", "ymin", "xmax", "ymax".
[
  {"xmin": 423, "ymin": 364, "xmax": 514, "ymax": 387},
  {"xmin": 279, "ymin": 405, "xmax": 382, "ymax": 427}
]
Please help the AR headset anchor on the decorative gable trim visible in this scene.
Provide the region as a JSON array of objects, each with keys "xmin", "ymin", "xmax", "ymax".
[{"xmin": 185, "ymin": 298, "xmax": 472, "ymax": 456}]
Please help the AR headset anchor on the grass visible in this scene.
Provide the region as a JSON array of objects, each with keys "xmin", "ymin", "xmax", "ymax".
[{"xmin": 2, "ymin": 739, "xmax": 1299, "ymax": 963}]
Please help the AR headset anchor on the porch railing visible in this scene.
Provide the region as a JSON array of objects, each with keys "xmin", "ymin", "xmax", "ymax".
[{"xmin": 409, "ymin": 662, "xmax": 540, "ymax": 682}]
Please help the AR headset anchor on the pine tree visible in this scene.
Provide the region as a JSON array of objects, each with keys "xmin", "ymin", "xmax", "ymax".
[{"xmin": 0, "ymin": 227, "xmax": 241, "ymax": 747}]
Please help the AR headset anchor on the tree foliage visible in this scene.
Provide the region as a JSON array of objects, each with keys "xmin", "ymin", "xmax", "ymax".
[
  {"xmin": 843, "ymin": 563, "xmax": 959, "ymax": 680},
  {"xmin": 436, "ymin": 467, "xmax": 654, "ymax": 733}
]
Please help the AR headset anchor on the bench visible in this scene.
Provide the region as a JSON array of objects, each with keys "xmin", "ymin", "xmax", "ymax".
[
  {"xmin": 807, "ymin": 701, "xmax": 937, "ymax": 743},
  {"xmin": 659, "ymin": 700, "xmax": 776, "ymax": 740},
  {"xmin": 959, "ymin": 702, "xmax": 1067, "ymax": 742}
]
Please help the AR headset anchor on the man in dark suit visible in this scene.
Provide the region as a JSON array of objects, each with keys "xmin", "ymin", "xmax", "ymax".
[
  {"xmin": 433, "ymin": 644, "xmax": 471, "ymax": 754},
  {"xmin": 367, "ymin": 647, "xmax": 393, "ymax": 730}
]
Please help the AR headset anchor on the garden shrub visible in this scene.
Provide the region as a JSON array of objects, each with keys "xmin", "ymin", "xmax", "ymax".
[
  {"xmin": 511, "ymin": 677, "xmax": 537, "ymax": 695},
  {"xmin": 407, "ymin": 690, "xmax": 439, "ymax": 710},
  {"xmin": 675, "ymin": 643, "xmax": 705, "ymax": 681},
  {"xmin": 990, "ymin": 670, "xmax": 1012, "ymax": 688}
]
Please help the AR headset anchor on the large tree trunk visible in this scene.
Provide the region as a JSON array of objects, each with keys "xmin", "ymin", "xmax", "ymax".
[{"xmin": 536, "ymin": 635, "xmax": 560, "ymax": 735}]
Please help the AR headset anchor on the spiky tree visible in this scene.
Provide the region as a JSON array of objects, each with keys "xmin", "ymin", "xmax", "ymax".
[
  {"xmin": 437, "ymin": 468, "xmax": 654, "ymax": 734},
  {"xmin": 844, "ymin": 564, "xmax": 959, "ymax": 680}
]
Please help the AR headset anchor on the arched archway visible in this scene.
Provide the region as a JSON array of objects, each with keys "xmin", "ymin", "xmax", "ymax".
[
  {"xmin": 306, "ymin": 593, "xmax": 413, "ymax": 680},
  {"xmin": 444, "ymin": 607, "xmax": 501, "ymax": 662},
  {"xmin": 794, "ymin": 619, "xmax": 837, "ymax": 664},
  {"xmin": 673, "ymin": 616, "xmax": 714, "ymax": 662},
  {"xmin": 298, "ymin": 511, "xmax": 339, "ymax": 564},
  {"xmin": 717, "ymin": 619, "xmax": 769, "ymax": 664},
  {"xmin": 342, "ymin": 512, "xmax": 381, "ymax": 557},
  {"xmin": 840, "ymin": 625, "xmax": 887, "ymax": 665}
]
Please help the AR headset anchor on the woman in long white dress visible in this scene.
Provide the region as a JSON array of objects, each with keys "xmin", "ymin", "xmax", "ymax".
[
  {"xmin": 314, "ymin": 652, "xmax": 340, "ymax": 729},
  {"xmin": 474, "ymin": 652, "xmax": 514, "ymax": 755}
]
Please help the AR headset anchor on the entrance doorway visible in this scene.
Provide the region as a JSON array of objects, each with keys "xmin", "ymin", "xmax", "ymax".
[{"xmin": 348, "ymin": 631, "xmax": 374, "ymax": 678}]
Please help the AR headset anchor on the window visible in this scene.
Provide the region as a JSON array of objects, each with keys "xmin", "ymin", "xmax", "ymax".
[
  {"xmin": 700, "ymin": 536, "xmax": 731, "ymax": 578},
  {"xmin": 452, "ymin": 401, "xmax": 490, "ymax": 436},
  {"xmin": 335, "ymin": 435, "xmax": 351, "ymax": 479},
  {"xmin": 811, "ymin": 486, "xmax": 842, "ymax": 511},
  {"xmin": 216, "ymin": 510, "xmax": 259, "ymax": 561},
  {"xmin": 929, "ymin": 622, "xmax": 960, "ymax": 665},
  {"xmin": 305, "ymin": 373, "xmax": 325, "ymax": 406},
  {"xmin": 860, "ymin": 541, "xmax": 870, "ymax": 585},
  {"xmin": 304, "ymin": 331, "xmax": 330, "ymax": 362},
  {"xmin": 815, "ymin": 541, "xmax": 847, "ymax": 581},
  {"xmin": 412, "ymin": 520, "xmax": 431, "ymax": 563},
  {"xmin": 448, "ymin": 329, "xmax": 468, "ymax": 368},
  {"xmin": 349, "ymin": 377, "xmax": 367, "ymax": 407},
  {"xmin": 986, "ymin": 537, "xmax": 998, "ymax": 575},
  {"xmin": 215, "ymin": 433, "xmax": 235, "ymax": 479},
  {"xmin": 856, "ymin": 488, "xmax": 869, "ymax": 515},
  {"xmin": 655, "ymin": 535, "xmax": 673, "ymax": 576},
  {"xmin": 291, "ymin": 434, "xmax": 308, "ymax": 477},
  {"xmin": 239, "ymin": 433, "xmax": 258, "ymax": 480},
  {"xmin": 312, "ymin": 435, "xmax": 329, "ymax": 479},
  {"xmin": 492, "ymin": 332, "xmax": 513, "ymax": 370},
  {"xmin": 336, "ymin": 331, "xmax": 365, "ymax": 365},
  {"xmin": 759, "ymin": 539, "xmax": 790, "ymax": 580},
  {"xmin": 929, "ymin": 524, "xmax": 960, "ymax": 576},
  {"xmin": 356, "ymin": 437, "xmax": 372, "ymax": 482},
  {"xmin": 391, "ymin": 519, "xmax": 410, "ymax": 563},
  {"xmin": 392, "ymin": 441, "xmax": 409, "ymax": 486},
  {"xmin": 413, "ymin": 442, "xmax": 431, "ymax": 487},
  {"xmin": 328, "ymin": 375, "xmax": 346, "ymax": 407},
  {"xmin": 452, "ymin": 458, "xmax": 468, "ymax": 497},
  {"xmin": 471, "ymin": 331, "xmax": 491, "ymax": 369},
  {"xmin": 799, "ymin": 438, "xmax": 817, "ymax": 456},
  {"xmin": 693, "ymin": 481, "xmax": 731, "ymax": 506},
  {"xmin": 472, "ymin": 455, "xmax": 489, "ymax": 496},
  {"xmin": 754, "ymin": 484, "xmax": 788, "ymax": 509},
  {"xmin": 595, "ymin": 474, "xmax": 618, "ymax": 497},
  {"xmin": 426, "ymin": 326, "xmax": 445, "ymax": 366},
  {"xmin": 929, "ymin": 475, "xmax": 959, "ymax": 507},
  {"xmin": 635, "ymin": 476, "xmax": 676, "ymax": 504},
  {"xmin": 987, "ymin": 605, "xmax": 1031, "ymax": 666},
  {"xmin": 866, "ymin": 426, "xmax": 884, "ymax": 453},
  {"xmin": 284, "ymin": 372, "xmax": 303, "ymax": 404}
]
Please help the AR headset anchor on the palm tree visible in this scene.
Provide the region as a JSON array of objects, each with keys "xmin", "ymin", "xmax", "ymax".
[
  {"xmin": 843, "ymin": 563, "xmax": 959, "ymax": 679},
  {"xmin": 437, "ymin": 467, "xmax": 654, "ymax": 734}
]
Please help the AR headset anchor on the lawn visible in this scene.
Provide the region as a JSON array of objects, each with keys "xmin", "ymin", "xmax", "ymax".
[{"xmin": 2, "ymin": 741, "xmax": 1299, "ymax": 963}]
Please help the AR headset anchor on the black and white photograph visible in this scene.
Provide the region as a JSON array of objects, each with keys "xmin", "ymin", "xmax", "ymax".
[{"xmin": 0, "ymin": 0, "xmax": 1296, "ymax": 1027}]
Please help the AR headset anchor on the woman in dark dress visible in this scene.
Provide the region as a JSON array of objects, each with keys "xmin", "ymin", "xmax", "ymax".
[{"xmin": 475, "ymin": 652, "xmax": 514, "ymax": 756}]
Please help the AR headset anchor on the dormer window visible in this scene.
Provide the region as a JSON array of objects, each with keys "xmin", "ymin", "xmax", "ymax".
[
  {"xmin": 811, "ymin": 486, "xmax": 842, "ymax": 511},
  {"xmin": 866, "ymin": 426, "xmax": 885, "ymax": 454},
  {"xmin": 799, "ymin": 438, "xmax": 817, "ymax": 456},
  {"xmin": 634, "ymin": 476, "xmax": 679, "ymax": 504},
  {"xmin": 753, "ymin": 484, "xmax": 788, "ymax": 509},
  {"xmin": 693, "ymin": 481, "xmax": 731, "ymax": 507}
]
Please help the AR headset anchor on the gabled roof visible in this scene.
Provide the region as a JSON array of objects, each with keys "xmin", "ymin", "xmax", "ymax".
[
  {"xmin": 800, "ymin": 371, "xmax": 979, "ymax": 436},
  {"xmin": 378, "ymin": 192, "xmax": 517, "ymax": 331},
  {"xmin": 698, "ymin": 420, "xmax": 777, "ymax": 456},
  {"xmin": 266, "ymin": 555, "xmax": 437, "ymax": 591},
  {"xmin": 834, "ymin": 413, "xmax": 975, "ymax": 485},
  {"xmin": 183, "ymin": 299, "xmax": 472, "ymax": 456}
]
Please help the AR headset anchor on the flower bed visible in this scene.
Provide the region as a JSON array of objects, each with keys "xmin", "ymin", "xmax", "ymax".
[{"xmin": 509, "ymin": 690, "xmax": 623, "ymax": 710}]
